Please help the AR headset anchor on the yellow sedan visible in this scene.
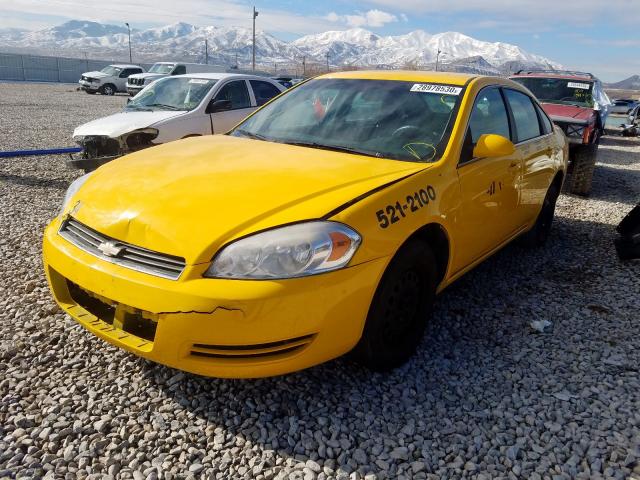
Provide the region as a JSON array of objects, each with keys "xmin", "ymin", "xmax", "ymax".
[{"xmin": 43, "ymin": 71, "xmax": 568, "ymax": 378}]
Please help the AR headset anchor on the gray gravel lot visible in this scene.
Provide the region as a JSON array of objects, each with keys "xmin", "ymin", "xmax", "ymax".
[{"xmin": 1, "ymin": 82, "xmax": 639, "ymax": 480}]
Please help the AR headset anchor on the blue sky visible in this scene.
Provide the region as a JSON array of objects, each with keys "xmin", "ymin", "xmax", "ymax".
[{"xmin": 1, "ymin": 0, "xmax": 638, "ymax": 81}]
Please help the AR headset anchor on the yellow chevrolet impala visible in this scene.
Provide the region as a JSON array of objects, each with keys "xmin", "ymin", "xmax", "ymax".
[{"xmin": 43, "ymin": 71, "xmax": 568, "ymax": 378}]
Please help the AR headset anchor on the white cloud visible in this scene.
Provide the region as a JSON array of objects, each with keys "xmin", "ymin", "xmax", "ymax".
[{"xmin": 326, "ymin": 9, "xmax": 398, "ymax": 28}]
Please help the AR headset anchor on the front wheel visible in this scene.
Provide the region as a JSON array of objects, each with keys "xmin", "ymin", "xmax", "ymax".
[
  {"xmin": 350, "ymin": 239, "xmax": 437, "ymax": 371},
  {"xmin": 101, "ymin": 84, "xmax": 116, "ymax": 96}
]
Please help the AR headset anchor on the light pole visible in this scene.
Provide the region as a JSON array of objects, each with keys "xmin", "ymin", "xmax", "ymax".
[
  {"xmin": 252, "ymin": 6, "xmax": 259, "ymax": 71},
  {"xmin": 125, "ymin": 23, "xmax": 132, "ymax": 63},
  {"xmin": 204, "ymin": 38, "xmax": 208, "ymax": 64},
  {"xmin": 435, "ymin": 49, "xmax": 441, "ymax": 72},
  {"xmin": 326, "ymin": 52, "xmax": 330, "ymax": 72}
]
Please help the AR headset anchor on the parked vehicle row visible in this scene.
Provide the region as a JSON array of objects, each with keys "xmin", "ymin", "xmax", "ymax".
[
  {"xmin": 49, "ymin": 71, "xmax": 569, "ymax": 378},
  {"xmin": 79, "ymin": 64, "xmax": 145, "ymax": 96}
]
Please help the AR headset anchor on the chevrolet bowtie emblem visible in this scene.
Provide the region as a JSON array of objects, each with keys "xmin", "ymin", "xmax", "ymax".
[{"xmin": 98, "ymin": 241, "xmax": 124, "ymax": 257}]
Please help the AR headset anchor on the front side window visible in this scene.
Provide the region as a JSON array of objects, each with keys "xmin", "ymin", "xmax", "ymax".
[
  {"xmin": 215, "ymin": 81, "xmax": 252, "ymax": 110},
  {"xmin": 504, "ymin": 89, "xmax": 542, "ymax": 143},
  {"xmin": 250, "ymin": 80, "xmax": 282, "ymax": 106},
  {"xmin": 512, "ymin": 77, "xmax": 594, "ymax": 108},
  {"xmin": 172, "ymin": 65, "xmax": 186, "ymax": 75},
  {"xmin": 126, "ymin": 77, "xmax": 217, "ymax": 111},
  {"xmin": 468, "ymin": 88, "xmax": 511, "ymax": 144},
  {"xmin": 232, "ymin": 79, "xmax": 463, "ymax": 162}
]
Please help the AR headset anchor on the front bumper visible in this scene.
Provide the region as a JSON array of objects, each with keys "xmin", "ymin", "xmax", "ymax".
[
  {"xmin": 43, "ymin": 217, "xmax": 388, "ymax": 378},
  {"xmin": 127, "ymin": 86, "xmax": 143, "ymax": 96},
  {"xmin": 79, "ymin": 80, "xmax": 100, "ymax": 92},
  {"xmin": 66, "ymin": 153, "xmax": 119, "ymax": 171}
]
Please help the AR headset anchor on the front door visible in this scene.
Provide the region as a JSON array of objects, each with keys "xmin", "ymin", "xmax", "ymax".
[
  {"xmin": 453, "ymin": 87, "xmax": 522, "ymax": 271},
  {"xmin": 210, "ymin": 80, "xmax": 256, "ymax": 134}
]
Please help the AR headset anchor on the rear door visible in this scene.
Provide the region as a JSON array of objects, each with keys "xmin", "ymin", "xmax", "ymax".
[
  {"xmin": 210, "ymin": 80, "xmax": 255, "ymax": 134},
  {"xmin": 454, "ymin": 86, "xmax": 522, "ymax": 270},
  {"xmin": 503, "ymin": 88, "xmax": 556, "ymax": 224}
]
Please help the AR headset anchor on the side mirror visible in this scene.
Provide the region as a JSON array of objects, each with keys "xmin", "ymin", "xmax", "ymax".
[
  {"xmin": 472, "ymin": 134, "xmax": 515, "ymax": 159},
  {"xmin": 206, "ymin": 99, "xmax": 232, "ymax": 114},
  {"xmin": 127, "ymin": 98, "xmax": 131, "ymax": 104}
]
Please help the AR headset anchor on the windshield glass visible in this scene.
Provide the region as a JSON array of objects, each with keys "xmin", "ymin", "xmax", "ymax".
[
  {"xmin": 100, "ymin": 66, "xmax": 123, "ymax": 76},
  {"xmin": 231, "ymin": 79, "xmax": 463, "ymax": 162},
  {"xmin": 148, "ymin": 63, "xmax": 176, "ymax": 74},
  {"xmin": 512, "ymin": 77, "xmax": 594, "ymax": 107},
  {"xmin": 126, "ymin": 77, "xmax": 217, "ymax": 111}
]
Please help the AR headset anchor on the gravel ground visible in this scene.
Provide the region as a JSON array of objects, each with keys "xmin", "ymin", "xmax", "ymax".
[{"xmin": 1, "ymin": 82, "xmax": 639, "ymax": 480}]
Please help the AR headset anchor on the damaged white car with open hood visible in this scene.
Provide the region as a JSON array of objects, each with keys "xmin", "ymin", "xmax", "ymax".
[{"xmin": 69, "ymin": 73, "xmax": 285, "ymax": 172}]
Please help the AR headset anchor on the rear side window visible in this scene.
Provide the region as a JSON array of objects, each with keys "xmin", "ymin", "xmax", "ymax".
[
  {"xmin": 468, "ymin": 87, "xmax": 511, "ymax": 144},
  {"xmin": 535, "ymin": 103, "xmax": 553, "ymax": 134},
  {"xmin": 215, "ymin": 81, "xmax": 251, "ymax": 110},
  {"xmin": 250, "ymin": 80, "xmax": 281, "ymax": 106},
  {"xmin": 172, "ymin": 65, "xmax": 186, "ymax": 75},
  {"xmin": 504, "ymin": 89, "xmax": 542, "ymax": 142}
]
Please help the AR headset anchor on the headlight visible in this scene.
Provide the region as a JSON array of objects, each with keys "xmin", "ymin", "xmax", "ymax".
[
  {"xmin": 205, "ymin": 222, "xmax": 361, "ymax": 279},
  {"xmin": 60, "ymin": 173, "xmax": 91, "ymax": 215}
]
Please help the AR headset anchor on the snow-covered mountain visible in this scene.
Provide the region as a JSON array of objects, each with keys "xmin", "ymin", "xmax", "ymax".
[{"xmin": 0, "ymin": 20, "xmax": 561, "ymax": 74}]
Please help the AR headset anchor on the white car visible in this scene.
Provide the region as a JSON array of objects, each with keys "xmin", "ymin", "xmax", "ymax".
[
  {"xmin": 69, "ymin": 73, "xmax": 286, "ymax": 171},
  {"xmin": 79, "ymin": 64, "xmax": 145, "ymax": 95},
  {"xmin": 126, "ymin": 62, "xmax": 226, "ymax": 96}
]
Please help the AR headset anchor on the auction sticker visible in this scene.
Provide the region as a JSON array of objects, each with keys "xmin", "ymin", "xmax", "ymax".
[
  {"xmin": 567, "ymin": 82, "xmax": 590, "ymax": 90},
  {"xmin": 410, "ymin": 83, "xmax": 462, "ymax": 95},
  {"xmin": 189, "ymin": 79, "xmax": 210, "ymax": 84}
]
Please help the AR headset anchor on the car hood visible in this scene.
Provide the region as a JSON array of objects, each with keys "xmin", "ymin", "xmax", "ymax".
[
  {"xmin": 82, "ymin": 71, "xmax": 109, "ymax": 79},
  {"xmin": 129, "ymin": 73, "xmax": 165, "ymax": 81},
  {"xmin": 541, "ymin": 103, "xmax": 594, "ymax": 122},
  {"xmin": 73, "ymin": 111, "xmax": 187, "ymax": 138},
  {"xmin": 70, "ymin": 135, "xmax": 428, "ymax": 264}
]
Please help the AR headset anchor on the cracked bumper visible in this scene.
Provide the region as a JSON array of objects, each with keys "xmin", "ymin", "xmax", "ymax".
[{"xmin": 43, "ymin": 217, "xmax": 389, "ymax": 378}]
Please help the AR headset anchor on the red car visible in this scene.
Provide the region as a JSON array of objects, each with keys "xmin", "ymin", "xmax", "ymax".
[{"xmin": 510, "ymin": 70, "xmax": 612, "ymax": 196}]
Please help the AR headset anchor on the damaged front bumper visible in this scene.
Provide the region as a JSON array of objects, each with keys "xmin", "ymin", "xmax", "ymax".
[
  {"xmin": 69, "ymin": 130, "xmax": 158, "ymax": 171},
  {"xmin": 43, "ymin": 217, "xmax": 387, "ymax": 378}
]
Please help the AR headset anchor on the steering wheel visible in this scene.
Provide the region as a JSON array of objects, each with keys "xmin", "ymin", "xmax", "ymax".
[{"xmin": 391, "ymin": 125, "xmax": 421, "ymax": 138}]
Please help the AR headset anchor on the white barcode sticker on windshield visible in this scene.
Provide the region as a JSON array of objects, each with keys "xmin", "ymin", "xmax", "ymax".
[
  {"xmin": 189, "ymin": 79, "xmax": 209, "ymax": 84},
  {"xmin": 410, "ymin": 83, "xmax": 462, "ymax": 95},
  {"xmin": 567, "ymin": 82, "xmax": 590, "ymax": 90}
]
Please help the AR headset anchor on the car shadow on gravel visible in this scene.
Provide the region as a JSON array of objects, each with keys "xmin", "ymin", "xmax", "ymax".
[
  {"xmin": 588, "ymin": 164, "xmax": 640, "ymax": 205},
  {"xmin": 0, "ymin": 173, "xmax": 70, "ymax": 190},
  {"xmin": 140, "ymin": 211, "xmax": 638, "ymax": 467}
]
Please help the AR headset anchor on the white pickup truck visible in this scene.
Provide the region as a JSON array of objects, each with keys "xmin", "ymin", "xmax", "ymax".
[
  {"xmin": 79, "ymin": 64, "xmax": 145, "ymax": 95},
  {"xmin": 126, "ymin": 62, "xmax": 226, "ymax": 96}
]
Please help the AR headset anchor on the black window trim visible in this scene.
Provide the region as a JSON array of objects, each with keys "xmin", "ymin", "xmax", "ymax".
[{"xmin": 458, "ymin": 84, "xmax": 513, "ymax": 166}]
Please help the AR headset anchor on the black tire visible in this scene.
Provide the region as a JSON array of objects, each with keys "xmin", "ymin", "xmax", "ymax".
[
  {"xmin": 564, "ymin": 133, "xmax": 599, "ymax": 196},
  {"xmin": 350, "ymin": 239, "xmax": 437, "ymax": 371},
  {"xmin": 101, "ymin": 84, "xmax": 116, "ymax": 96},
  {"xmin": 520, "ymin": 181, "xmax": 560, "ymax": 248}
]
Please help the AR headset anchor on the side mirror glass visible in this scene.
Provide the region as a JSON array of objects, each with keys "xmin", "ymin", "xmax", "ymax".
[
  {"xmin": 472, "ymin": 134, "xmax": 515, "ymax": 159},
  {"xmin": 206, "ymin": 99, "xmax": 232, "ymax": 114}
]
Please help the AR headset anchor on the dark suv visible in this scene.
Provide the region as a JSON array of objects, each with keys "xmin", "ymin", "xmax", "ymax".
[{"xmin": 510, "ymin": 70, "xmax": 611, "ymax": 196}]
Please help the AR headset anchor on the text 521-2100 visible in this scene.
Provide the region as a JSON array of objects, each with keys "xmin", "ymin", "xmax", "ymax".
[{"xmin": 376, "ymin": 186, "xmax": 436, "ymax": 229}]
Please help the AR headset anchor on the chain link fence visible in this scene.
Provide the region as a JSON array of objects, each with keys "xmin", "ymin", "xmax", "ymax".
[{"xmin": 0, "ymin": 52, "xmax": 153, "ymax": 83}]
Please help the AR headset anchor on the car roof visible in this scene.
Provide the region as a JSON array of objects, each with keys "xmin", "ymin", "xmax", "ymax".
[
  {"xmin": 318, "ymin": 70, "xmax": 476, "ymax": 86},
  {"xmin": 177, "ymin": 73, "xmax": 279, "ymax": 81},
  {"xmin": 511, "ymin": 72, "xmax": 595, "ymax": 82},
  {"xmin": 110, "ymin": 64, "xmax": 141, "ymax": 68}
]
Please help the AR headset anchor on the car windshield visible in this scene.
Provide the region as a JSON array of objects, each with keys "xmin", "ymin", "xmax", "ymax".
[
  {"xmin": 148, "ymin": 63, "xmax": 176, "ymax": 74},
  {"xmin": 100, "ymin": 66, "xmax": 123, "ymax": 76},
  {"xmin": 231, "ymin": 78, "xmax": 463, "ymax": 162},
  {"xmin": 512, "ymin": 77, "xmax": 594, "ymax": 107},
  {"xmin": 126, "ymin": 77, "xmax": 217, "ymax": 111}
]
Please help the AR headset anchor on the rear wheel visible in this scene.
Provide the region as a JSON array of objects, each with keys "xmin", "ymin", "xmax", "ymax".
[
  {"xmin": 350, "ymin": 239, "xmax": 437, "ymax": 371},
  {"xmin": 101, "ymin": 84, "xmax": 116, "ymax": 96},
  {"xmin": 520, "ymin": 181, "xmax": 560, "ymax": 248}
]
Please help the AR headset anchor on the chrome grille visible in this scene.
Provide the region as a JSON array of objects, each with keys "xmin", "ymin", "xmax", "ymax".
[{"xmin": 58, "ymin": 217, "xmax": 186, "ymax": 280}]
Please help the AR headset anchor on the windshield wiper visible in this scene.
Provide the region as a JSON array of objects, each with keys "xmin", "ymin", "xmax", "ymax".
[
  {"xmin": 233, "ymin": 129, "xmax": 270, "ymax": 141},
  {"xmin": 146, "ymin": 103, "xmax": 183, "ymax": 111},
  {"xmin": 281, "ymin": 140, "xmax": 380, "ymax": 158},
  {"xmin": 126, "ymin": 104, "xmax": 152, "ymax": 112}
]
